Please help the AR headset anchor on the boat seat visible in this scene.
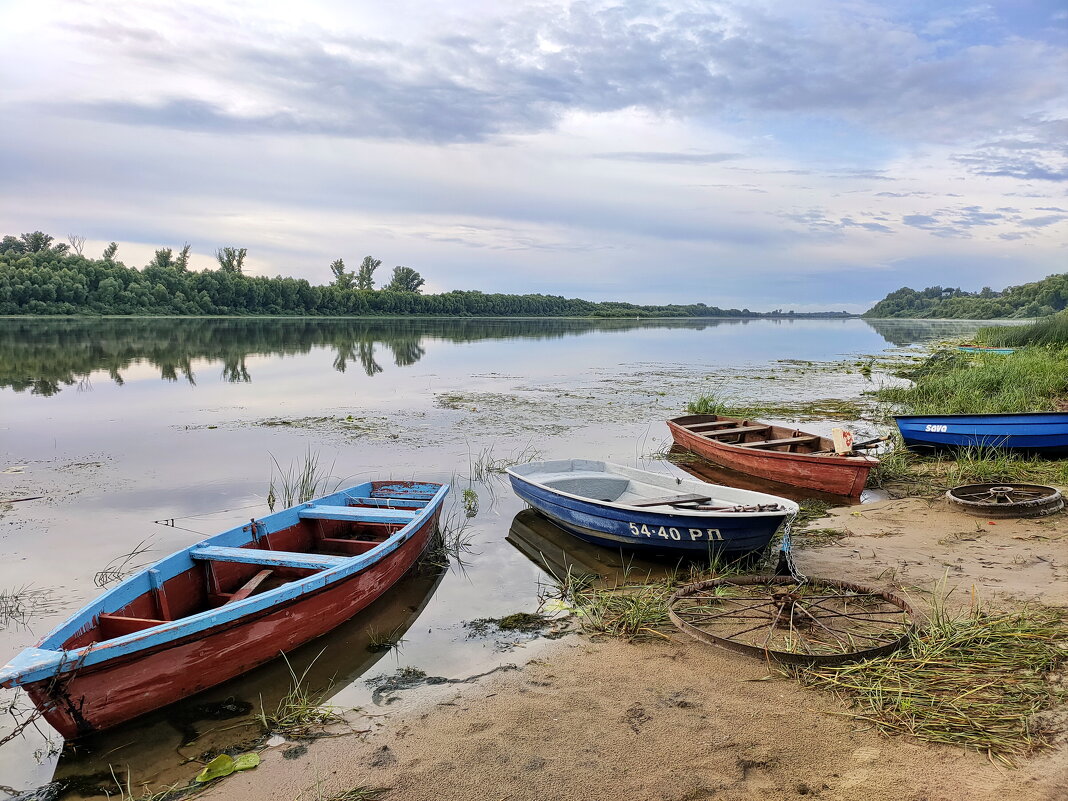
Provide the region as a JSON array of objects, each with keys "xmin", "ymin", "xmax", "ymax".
[
  {"xmin": 190, "ymin": 546, "xmax": 349, "ymax": 570},
  {"xmin": 736, "ymin": 436, "xmax": 820, "ymax": 449},
  {"xmin": 345, "ymin": 496, "xmax": 430, "ymax": 509},
  {"xmin": 683, "ymin": 421, "xmax": 738, "ymax": 431},
  {"xmin": 626, "ymin": 493, "xmax": 712, "ymax": 507},
  {"xmin": 702, "ymin": 425, "xmax": 770, "ymax": 438},
  {"xmin": 298, "ymin": 505, "xmax": 417, "ymax": 524}
]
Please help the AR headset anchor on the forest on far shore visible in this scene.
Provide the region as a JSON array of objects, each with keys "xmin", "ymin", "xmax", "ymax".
[
  {"xmin": 0, "ymin": 231, "xmax": 855, "ymax": 318},
  {"xmin": 863, "ymin": 273, "xmax": 1068, "ymax": 319}
]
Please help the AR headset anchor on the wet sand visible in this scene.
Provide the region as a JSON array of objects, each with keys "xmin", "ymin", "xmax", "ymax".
[{"xmin": 204, "ymin": 496, "xmax": 1068, "ymax": 801}]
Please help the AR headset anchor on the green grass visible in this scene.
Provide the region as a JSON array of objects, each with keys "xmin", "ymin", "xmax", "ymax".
[
  {"xmin": 789, "ymin": 605, "xmax": 1067, "ymax": 764},
  {"xmin": 870, "ymin": 437, "xmax": 1068, "ymax": 496},
  {"xmin": 267, "ymin": 449, "xmax": 342, "ymax": 512},
  {"xmin": 684, "ymin": 391, "xmax": 868, "ymax": 421},
  {"xmin": 551, "ymin": 556, "xmax": 759, "ymax": 642},
  {"xmin": 258, "ymin": 653, "xmax": 344, "ymax": 738},
  {"xmin": 874, "ymin": 347, "xmax": 1068, "ymax": 415},
  {"xmin": 976, "ymin": 311, "xmax": 1068, "ymax": 348}
]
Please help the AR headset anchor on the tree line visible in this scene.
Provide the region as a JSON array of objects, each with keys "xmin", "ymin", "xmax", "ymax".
[
  {"xmin": 1, "ymin": 230, "xmax": 855, "ymax": 318},
  {"xmin": 863, "ymin": 273, "xmax": 1068, "ymax": 319}
]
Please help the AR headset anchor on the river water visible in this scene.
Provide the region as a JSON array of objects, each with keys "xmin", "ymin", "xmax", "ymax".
[{"xmin": 0, "ymin": 316, "xmax": 1000, "ymax": 795}]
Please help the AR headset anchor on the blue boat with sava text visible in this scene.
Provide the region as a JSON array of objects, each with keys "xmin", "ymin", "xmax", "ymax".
[
  {"xmin": 505, "ymin": 459, "xmax": 798, "ymax": 556},
  {"xmin": 894, "ymin": 413, "xmax": 1068, "ymax": 456}
]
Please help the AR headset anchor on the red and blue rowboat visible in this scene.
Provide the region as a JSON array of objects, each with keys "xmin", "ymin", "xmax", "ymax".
[
  {"xmin": 895, "ymin": 413, "xmax": 1068, "ymax": 456},
  {"xmin": 506, "ymin": 460, "xmax": 797, "ymax": 556},
  {"xmin": 0, "ymin": 480, "xmax": 448, "ymax": 739}
]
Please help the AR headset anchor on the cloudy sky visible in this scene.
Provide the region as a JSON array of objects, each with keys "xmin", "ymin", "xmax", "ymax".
[{"xmin": 1, "ymin": 0, "xmax": 1065, "ymax": 311}]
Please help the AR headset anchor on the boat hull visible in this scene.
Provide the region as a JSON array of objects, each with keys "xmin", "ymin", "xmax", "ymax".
[
  {"xmin": 667, "ymin": 417, "xmax": 875, "ymax": 497},
  {"xmin": 508, "ymin": 474, "xmax": 787, "ymax": 557},
  {"xmin": 16, "ymin": 503, "xmax": 441, "ymax": 739},
  {"xmin": 894, "ymin": 413, "xmax": 1068, "ymax": 456}
]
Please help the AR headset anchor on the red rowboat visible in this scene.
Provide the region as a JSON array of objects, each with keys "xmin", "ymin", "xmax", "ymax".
[
  {"xmin": 0, "ymin": 480, "xmax": 448, "ymax": 739},
  {"xmin": 667, "ymin": 414, "xmax": 877, "ymax": 497}
]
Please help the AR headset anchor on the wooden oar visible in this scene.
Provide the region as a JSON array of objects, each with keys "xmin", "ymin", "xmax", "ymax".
[{"xmin": 811, "ymin": 436, "xmax": 888, "ymax": 456}]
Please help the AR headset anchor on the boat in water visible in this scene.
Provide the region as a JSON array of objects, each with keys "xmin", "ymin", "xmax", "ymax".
[
  {"xmin": 667, "ymin": 414, "xmax": 878, "ymax": 497},
  {"xmin": 957, "ymin": 346, "xmax": 1015, "ymax": 354},
  {"xmin": 0, "ymin": 480, "xmax": 449, "ymax": 739},
  {"xmin": 894, "ymin": 413, "xmax": 1068, "ymax": 455},
  {"xmin": 506, "ymin": 459, "xmax": 797, "ymax": 556}
]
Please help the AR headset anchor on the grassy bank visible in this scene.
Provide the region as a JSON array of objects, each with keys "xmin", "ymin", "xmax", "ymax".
[
  {"xmin": 975, "ymin": 311, "xmax": 1068, "ymax": 348},
  {"xmin": 875, "ymin": 347, "xmax": 1068, "ymax": 415}
]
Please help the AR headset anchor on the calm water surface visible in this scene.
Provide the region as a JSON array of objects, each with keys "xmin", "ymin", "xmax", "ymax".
[{"xmin": 0, "ymin": 316, "xmax": 1000, "ymax": 794}]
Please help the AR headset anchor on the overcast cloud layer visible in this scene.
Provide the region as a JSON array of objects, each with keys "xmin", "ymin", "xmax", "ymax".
[{"xmin": 2, "ymin": 0, "xmax": 1065, "ymax": 310}]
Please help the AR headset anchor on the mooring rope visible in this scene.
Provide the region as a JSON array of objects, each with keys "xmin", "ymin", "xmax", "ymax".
[{"xmin": 776, "ymin": 509, "xmax": 807, "ymax": 584}]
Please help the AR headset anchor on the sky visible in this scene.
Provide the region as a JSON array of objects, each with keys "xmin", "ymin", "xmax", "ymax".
[{"xmin": 1, "ymin": 0, "xmax": 1065, "ymax": 312}]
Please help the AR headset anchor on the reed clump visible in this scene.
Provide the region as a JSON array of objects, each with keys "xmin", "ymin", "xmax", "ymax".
[
  {"xmin": 559, "ymin": 557, "xmax": 753, "ymax": 642},
  {"xmin": 790, "ymin": 606, "xmax": 1068, "ymax": 764},
  {"xmin": 976, "ymin": 311, "xmax": 1068, "ymax": 348},
  {"xmin": 267, "ymin": 449, "xmax": 342, "ymax": 512},
  {"xmin": 258, "ymin": 654, "xmax": 344, "ymax": 738}
]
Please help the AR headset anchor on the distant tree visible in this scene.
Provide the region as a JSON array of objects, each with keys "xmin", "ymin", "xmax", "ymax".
[
  {"xmin": 176, "ymin": 244, "xmax": 191, "ymax": 271},
  {"xmin": 150, "ymin": 248, "xmax": 174, "ymax": 269},
  {"xmin": 355, "ymin": 256, "xmax": 380, "ymax": 290},
  {"xmin": 67, "ymin": 234, "xmax": 86, "ymax": 256},
  {"xmin": 102, "ymin": 242, "xmax": 119, "ymax": 261},
  {"xmin": 330, "ymin": 258, "xmax": 354, "ymax": 290},
  {"xmin": 216, "ymin": 247, "xmax": 247, "ymax": 273},
  {"xmin": 386, "ymin": 266, "xmax": 425, "ymax": 293},
  {"xmin": 1, "ymin": 235, "xmax": 23, "ymax": 254},
  {"xmin": 19, "ymin": 231, "xmax": 67, "ymax": 254}
]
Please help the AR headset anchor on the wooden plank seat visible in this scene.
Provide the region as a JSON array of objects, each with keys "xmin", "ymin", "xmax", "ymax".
[
  {"xmin": 298, "ymin": 505, "xmax": 417, "ymax": 524},
  {"xmin": 626, "ymin": 493, "xmax": 713, "ymax": 507},
  {"xmin": 683, "ymin": 420, "xmax": 739, "ymax": 432},
  {"xmin": 701, "ymin": 425, "xmax": 771, "ymax": 438},
  {"xmin": 190, "ymin": 545, "xmax": 349, "ymax": 570},
  {"xmin": 345, "ymin": 496, "xmax": 430, "ymax": 509},
  {"xmin": 736, "ymin": 436, "xmax": 820, "ymax": 449}
]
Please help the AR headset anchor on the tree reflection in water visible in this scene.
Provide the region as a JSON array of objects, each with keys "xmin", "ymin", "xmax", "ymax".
[{"xmin": 0, "ymin": 316, "xmax": 872, "ymax": 396}]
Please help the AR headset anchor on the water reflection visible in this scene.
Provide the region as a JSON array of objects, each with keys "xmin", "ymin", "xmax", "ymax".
[
  {"xmin": 0, "ymin": 316, "xmax": 868, "ymax": 396},
  {"xmin": 507, "ymin": 509, "xmax": 677, "ymax": 585},
  {"xmin": 49, "ymin": 558, "xmax": 447, "ymax": 795},
  {"xmin": 861, "ymin": 317, "xmax": 1015, "ymax": 347}
]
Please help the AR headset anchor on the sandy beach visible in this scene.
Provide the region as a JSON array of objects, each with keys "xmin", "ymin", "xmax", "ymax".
[{"xmin": 201, "ymin": 496, "xmax": 1068, "ymax": 801}]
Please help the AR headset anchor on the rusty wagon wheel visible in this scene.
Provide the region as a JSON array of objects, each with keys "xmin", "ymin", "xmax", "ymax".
[
  {"xmin": 668, "ymin": 575, "xmax": 913, "ymax": 665},
  {"xmin": 946, "ymin": 483, "xmax": 1063, "ymax": 518}
]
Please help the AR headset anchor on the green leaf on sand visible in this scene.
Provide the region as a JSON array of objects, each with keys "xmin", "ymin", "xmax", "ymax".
[{"xmin": 195, "ymin": 752, "xmax": 260, "ymax": 783}]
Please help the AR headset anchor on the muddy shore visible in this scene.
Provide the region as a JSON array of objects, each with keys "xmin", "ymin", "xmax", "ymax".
[{"xmin": 202, "ymin": 496, "xmax": 1068, "ymax": 801}]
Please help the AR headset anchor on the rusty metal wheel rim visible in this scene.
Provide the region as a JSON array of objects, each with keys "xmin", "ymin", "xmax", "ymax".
[
  {"xmin": 946, "ymin": 483, "xmax": 1063, "ymax": 518},
  {"xmin": 668, "ymin": 575, "xmax": 913, "ymax": 665}
]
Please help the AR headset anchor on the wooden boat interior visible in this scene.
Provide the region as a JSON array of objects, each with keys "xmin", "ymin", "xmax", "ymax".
[
  {"xmin": 65, "ymin": 487, "xmax": 439, "ymax": 650},
  {"xmin": 673, "ymin": 415, "xmax": 832, "ymax": 454}
]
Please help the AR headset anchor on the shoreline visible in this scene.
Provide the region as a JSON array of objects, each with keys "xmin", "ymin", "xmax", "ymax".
[{"xmin": 200, "ymin": 496, "xmax": 1067, "ymax": 801}]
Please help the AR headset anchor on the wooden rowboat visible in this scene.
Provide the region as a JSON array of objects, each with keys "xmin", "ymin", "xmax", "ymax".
[
  {"xmin": 506, "ymin": 459, "xmax": 797, "ymax": 556},
  {"xmin": 895, "ymin": 412, "xmax": 1068, "ymax": 455},
  {"xmin": 0, "ymin": 480, "xmax": 449, "ymax": 739},
  {"xmin": 667, "ymin": 415, "xmax": 878, "ymax": 497}
]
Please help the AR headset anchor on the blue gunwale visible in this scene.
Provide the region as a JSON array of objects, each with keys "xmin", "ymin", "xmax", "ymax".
[{"xmin": 1, "ymin": 481, "xmax": 449, "ymax": 688}]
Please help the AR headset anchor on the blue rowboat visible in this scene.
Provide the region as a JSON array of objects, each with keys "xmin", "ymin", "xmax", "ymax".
[
  {"xmin": 0, "ymin": 480, "xmax": 448, "ymax": 739},
  {"xmin": 894, "ymin": 413, "xmax": 1068, "ymax": 455},
  {"xmin": 506, "ymin": 459, "xmax": 798, "ymax": 556},
  {"xmin": 957, "ymin": 346, "xmax": 1015, "ymax": 354}
]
